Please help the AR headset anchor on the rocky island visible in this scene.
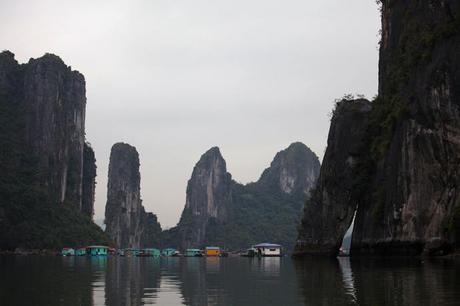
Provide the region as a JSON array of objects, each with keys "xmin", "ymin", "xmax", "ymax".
[
  {"xmin": 105, "ymin": 143, "xmax": 162, "ymax": 249},
  {"xmin": 295, "ymin": 0, "xmax": 460, "ymax": 257}
]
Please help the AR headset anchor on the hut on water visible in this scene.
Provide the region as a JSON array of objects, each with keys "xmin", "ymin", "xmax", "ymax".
[{"xmin": 87, "ymin": 246, "xmax": 108, "ymax": 256}]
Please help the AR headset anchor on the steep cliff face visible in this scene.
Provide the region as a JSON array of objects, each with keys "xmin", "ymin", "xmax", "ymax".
[
  {"xmin": 352, "ymin": 0, "xmax": 460, "ymax": 255},
  {"xmin": 23, "ymin": 53, "xmax": 87, "ymax": 209},
  {"xmin": 169, "ymin": 143, "xmax": 320, "ymax": 250},
  {"xmin": 104, "ymin": 143, "xmax": 162, "ymax": 248},
  {"xmin": 176, "ymin": 147, "xmax": 232, "ymax": 249},
  {"xmin": 0, "ymin": 51, "xmax": 88, "ymax": 209},
  {"xmin": 81, "ymin": 143, "xmax": 97, "ymax": 218},
  {"xmin": 0, "ymin": 51, "xmax": 106, "ymax": 249},
  {"xmin": 294, "ymin": 99, "xmax": 372, "ymax": 256},
  {"xmin": 295, "ymin": 1, "xmax": 460, "ymax": 256}
]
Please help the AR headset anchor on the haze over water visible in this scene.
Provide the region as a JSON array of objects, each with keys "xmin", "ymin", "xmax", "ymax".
[{"xmin": 1, "ymin": 256, "xmax": 459, "ymax": 306}]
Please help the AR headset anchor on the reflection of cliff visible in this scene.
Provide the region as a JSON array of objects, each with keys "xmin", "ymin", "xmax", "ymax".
[
  {"xmin": 293, "ymin": 258, "xmax": 356, "ymax": 305},
  {"xmin": 178, "ymin": 258, "xmax": 301, "ymax": 306},
  {"xmin": 295, "ymin": 257, "xmax": 460, "ymax": 305},
  {"xmin": 105, "ymin": 258, "xmax": 162, "ymax": 306},
  {"xmin": 351, "ymin": 258, "xmax": 460, "ymax": 305}
]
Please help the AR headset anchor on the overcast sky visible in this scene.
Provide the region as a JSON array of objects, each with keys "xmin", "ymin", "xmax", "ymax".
[{"xmin": 0, "ymin": 0, "xmax": 380, "ymax": 228}]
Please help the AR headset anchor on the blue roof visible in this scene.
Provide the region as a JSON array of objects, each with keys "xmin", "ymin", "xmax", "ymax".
[
  {"xmin": 253, "ymin": 243, "xmax": 282, "ymax": 248},
  {"xmin": 205, "ymin": 246, "xmax": 220, "ymax": 250}
]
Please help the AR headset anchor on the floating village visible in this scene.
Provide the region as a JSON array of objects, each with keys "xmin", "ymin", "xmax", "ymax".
[{"xmin": 60, "ymin": 243, "xmax": 283, "ymax": 258}]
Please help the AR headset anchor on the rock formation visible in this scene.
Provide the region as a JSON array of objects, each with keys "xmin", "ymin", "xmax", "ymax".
[
  {"xmin": 0, "ymin": 51, "xmax": 91, "ymax": 210},
  {"xmin": 0, "ymin": 51, "xmax": 106, "ymax": 249},
  {"xmin": 175, "ymin": 147, "xmax": 233, "ymax": 249},
  {"xmin": 295, "ymin": 99, "xmax": 372, "ymax": 255},
  {"xmin": 295, "ymin": 1, "xmax": 460, "ymax": 256},
  {"xmin": 168, "ymin": 143, "xmax": 320, "ymax": 250},
  {"xmin": 104, "ymin": 143, "xmax": 162, "ymax": 248},
  {"xmin": 82, "ymin": 143, "xmax": 97, "ymax": 218},
  {"xmin": 257, "ymin": 142, "xmax": 320, "ymax": 196}
]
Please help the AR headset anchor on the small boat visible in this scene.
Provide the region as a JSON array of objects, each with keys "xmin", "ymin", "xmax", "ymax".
[
  {"xmin": 61, "ymin": 248, "xmax": 75, "ymax": 256},
  {"xmin": 184, "ymin": 249, "xmax": 203, "ymax": 257},
  {"xmin": 138, "ymin": 248, "xmax": 161, "ymax": 257},
  {"xmin": 162, "ymin": 248, "xmax": 180, "ymax": 257}
]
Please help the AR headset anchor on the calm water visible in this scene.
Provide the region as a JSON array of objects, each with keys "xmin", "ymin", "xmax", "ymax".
[{"xmin": 0, "ymin": 256, "xmax": 459, "ymax": 306}]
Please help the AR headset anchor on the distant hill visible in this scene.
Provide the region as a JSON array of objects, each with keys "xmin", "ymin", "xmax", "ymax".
[{"xmin": 163, "ymin": 142, "xmax": 320, "ymax": 251}]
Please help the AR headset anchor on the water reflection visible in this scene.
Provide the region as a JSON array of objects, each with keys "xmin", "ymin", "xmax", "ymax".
[
  {"xmin": 294, "ymin": 257, "xmax": 358, "ymax": 305},
  {"xmin": 0, "ymin": 256, "xmax": 459, "ymax": 305},
  {"xmin": 105, "ymin": 257, "xmax": 161, "ymax": 306},
  {"xmin": 338, "ymin": 257, "xmax": 357, "ymax": 303},
  {"xmin": 351, "ymin": 258, "xmax": 460, "ymax": 305}
]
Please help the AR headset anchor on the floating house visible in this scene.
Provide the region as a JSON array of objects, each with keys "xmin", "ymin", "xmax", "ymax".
[
  {"xmin": 61, "ymin": 248, "xmax": 75, "ymax": 256},
  {"xmin": 205, "ymin": 247, "xmax": 221, "ymax": 257},
  {"xmin": 185, "ymin": 249, "xmax": 203, "ymax": 257},
  {"xmin": 76, "ymin": 248, "xmax": 87, "ymax": 256},
  {"xmin": 162, "ymin": 248, "xmax": 178, "ymax": 257},
  {"xmin": 87, "ymin": 246, "xmax": 108, "ymax": 256},
  {"xmin": 138, "ymin": 248, "xmax": 161, "ymax": 257},
  {"xmin": 253, "ymin": 243, "xmax": 282, "ymax": 257}
]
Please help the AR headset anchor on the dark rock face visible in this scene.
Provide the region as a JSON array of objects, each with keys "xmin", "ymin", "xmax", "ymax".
[
  {"xmin": 295, "ymin": 1, "xmax": 460, "ymax": 256},
  {"xmin": 81, "ymin": 143, "xmax": 97, "ymax": 218},
  {"xmin": 170, "ymin": 143, "xmax": 320, "ymax": 250},
  {"xmin": 352, "ymin": 0, "xmax": 460, "ymax": 255},
  {"xmin": 176, "ymin": 147, "xmax": 233, "ymax": 249},
  {"xmin": 105, "ymin": 143, "xmax": 162, "ymax": 248},
  {"xmin": 23, "ymin": 53, "xmax": 87, "ymax": 208},
  {"xmin": 0, "ymin": 51, "xmax": 106, "ymax": 250},
  {"xmin": 294, "ymin": 99, "xmax": 372, "ymax": 256},
  {"xmin": 0, "ymin": 51, "xmax": 88, "ymax": 209}
]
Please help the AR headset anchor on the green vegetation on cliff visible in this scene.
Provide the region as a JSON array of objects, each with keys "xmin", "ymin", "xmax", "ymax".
[{"xmin": 0, "ymin": 52, "xmax": 109, "ymax": 250}]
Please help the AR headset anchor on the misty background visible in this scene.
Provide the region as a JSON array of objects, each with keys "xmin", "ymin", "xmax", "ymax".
[{"xmin": 0, "ymin": 0, "xmax": 380, "ymax": 228}]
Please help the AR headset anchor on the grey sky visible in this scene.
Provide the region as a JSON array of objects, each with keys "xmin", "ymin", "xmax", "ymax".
[{"xmin": 0, "ymin": 0, "xmax": 380, "ymax": 228}]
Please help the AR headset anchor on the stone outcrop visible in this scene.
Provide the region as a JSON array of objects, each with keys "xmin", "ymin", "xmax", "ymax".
[
  {"xmin": 0, "ymin": 51, "xmax": 90, "ymax": 210},
  {"xmin": 295, "ymin": 1, "xmax": 460, "ymax": 256},
  {"xmin": 0, "ymin": 51, "xmax": 106, "ymax": 250},
  {"xmin": 104, "ymin": 143, "xmax": 162, "ymax": 248},
  {"xmin": 82, "ymin": 143, "xmax": 97, "ymax": 218},
  {"xmin": 175, "ymin": 147, "xmax": 232, "ymax": 249},
  {"xmin": 257, "ymin": 142, "xmax": 320, "ymax": 196},
  {"xmin": 169, "ymin": 143, "xmax": 320, "ymax": 250},
  {"xmin": 295, "ymin": 99, "xmax": 372, "ymax": 256},
  {"xmin": 24, "ymin": 53, "xmax": 87, "ymax": 208}
]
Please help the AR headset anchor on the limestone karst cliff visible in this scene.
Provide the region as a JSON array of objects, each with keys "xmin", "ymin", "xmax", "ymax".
[
  {"xmin": 175, "ymin": 147, "xmax": 233, "ymax": 249},
  {"xmin": 0, "ymin": 51, "xmax": 106, "ymax": 249},
  {"xmin": 295, "ymin": 99, "xmax": 372, "ymax": 255},
  {"xmin": 104, "ymin": 143, "xmax": 162, "ymax": 248},
  {"xmin": 82, "ymin": 143, "xmax": 97, "ymax": 218},
  {"xmin": 166, "ymin": 143, "xmax": 320, "ymax": 250},
  {"xmin": 295, "ymin": 1, "xmax": 460, "ymax": 256},
  {"xmin": 257, "ymin": 142, "xmax": 320, "ymax": 196}
]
